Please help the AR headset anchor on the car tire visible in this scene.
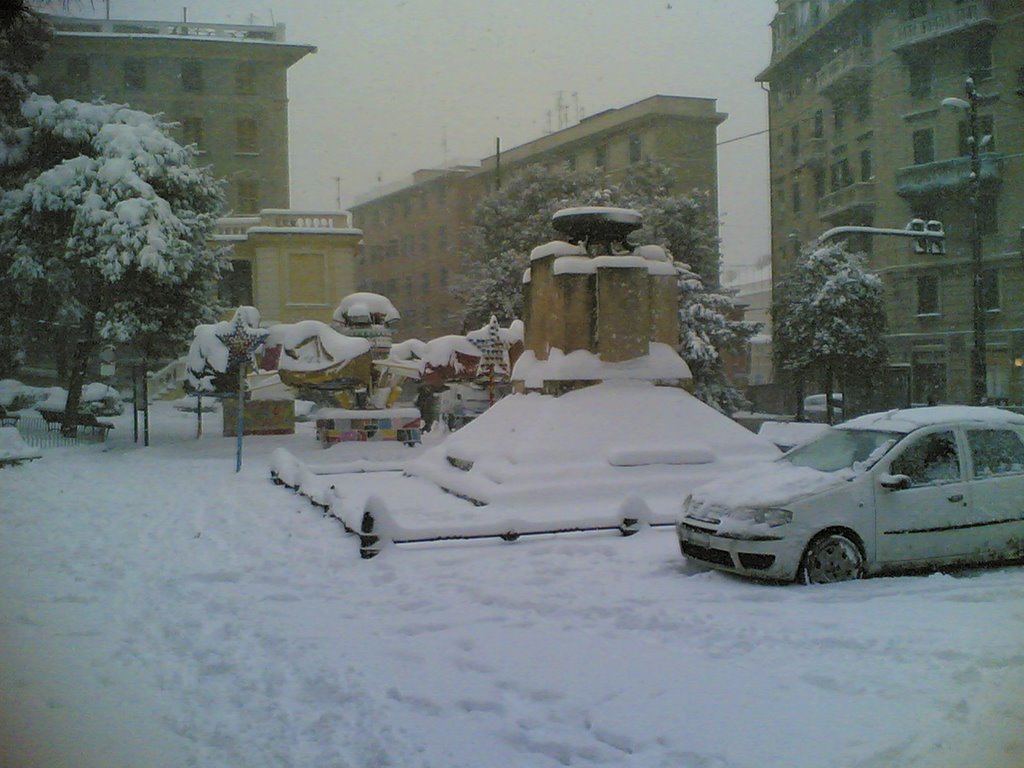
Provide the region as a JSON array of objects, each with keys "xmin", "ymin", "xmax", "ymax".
[{"xmin": 798, "ymin": 532, "xmax": 864, "ymax": 584}]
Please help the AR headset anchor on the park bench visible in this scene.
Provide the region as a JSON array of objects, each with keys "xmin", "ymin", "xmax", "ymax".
[{"xmin": 36, "ymin": 408, "xmax": 115, "ymax": 440}]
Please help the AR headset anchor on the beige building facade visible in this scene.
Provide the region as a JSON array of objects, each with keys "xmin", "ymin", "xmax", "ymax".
[
  {"xmin": 35, "ymin": 15, "xmax": 314, "ymax": 215},
  {"xmin": 213, "ymin": 211, "xmax": 362, "ymax": 326},
  {"xmin": 758, "ymin": 0, "xmax": 1024, "ymax": 405},
  {"xmin": 351, "ymin": 95, "xmax": 727, "ymax": 341}
]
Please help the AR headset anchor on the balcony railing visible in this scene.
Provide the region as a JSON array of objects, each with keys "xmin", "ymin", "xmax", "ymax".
[
  {"xmin": 895, "ymin": 153, "xmax": 1004, "ymax": 197},
  {"xmin": 893, "ymin": 1, "xmax": 995, "ymax": 51},
  {"xmin": 50, "ymin": 16, "xmax": 286, "ymax": 41},
  {"xmin": 817, "ymin": 180, "xmax": 876, "ymax": 222},
  {"xmin": 816, "ymin": 47, "xmax": 872, "ymax": 96},
  {"xmin": 767, "ymin": 0, "xmax": 860, "ymax": 67}
]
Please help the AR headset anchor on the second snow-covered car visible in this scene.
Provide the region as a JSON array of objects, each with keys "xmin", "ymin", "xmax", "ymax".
[{"xmin": 677, "ymin": 406, "xmax": 1024, "ymax": 584}]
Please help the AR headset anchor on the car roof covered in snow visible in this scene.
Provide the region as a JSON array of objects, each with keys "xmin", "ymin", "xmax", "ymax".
[{"xmin": 840, "ymin": 405, "xmax": 1024, "ymax": 434}]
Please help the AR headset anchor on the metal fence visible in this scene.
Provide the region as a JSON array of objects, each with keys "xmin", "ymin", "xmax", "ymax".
[{"xmin": 13, "ymin": 416, "xmax": 105, "ymax": 449}]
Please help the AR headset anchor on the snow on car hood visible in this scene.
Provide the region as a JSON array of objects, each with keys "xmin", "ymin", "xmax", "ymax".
[{"xmin": 688, "ymin": 460, "xmax": 845, "ymax": 511}]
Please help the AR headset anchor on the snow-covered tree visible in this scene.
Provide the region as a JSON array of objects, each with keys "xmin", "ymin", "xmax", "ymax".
[
  {"xmin": 0, "ymin": 94, "xmax": 227, "ymax": 431},
  {"xmin": 453, "ymin": 161, "xmax": 723, "ymax": 328},
  {"xmin": 772, "ymin": 242, "xmax": 887, "ymax": 423},
  {"xmin": 677, "ymin": 263, "xmax": 759, "ymax": 413},
  {"xmin": 0, "ymin": 3, "xmax": 50, "ymax": 376},
  {"xmin": 453, "ymin": 160, "xmax": 752, "ymax": 409}
]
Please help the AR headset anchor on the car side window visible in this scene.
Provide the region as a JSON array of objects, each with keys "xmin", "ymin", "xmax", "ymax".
[
  {"xmin": 967, "ymin": 429, "xmax": 1024, "ymax": 478},
  {"xmin": 890, "ymin": 430, "xmax": 961, "ymax": 486}
]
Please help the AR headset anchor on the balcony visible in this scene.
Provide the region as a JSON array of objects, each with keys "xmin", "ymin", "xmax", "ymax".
[
  {"xmin": 759, "ymin": 0, "xmax": 861, "ymax": 79},
  {"xmin": 796, "ymin": 137, "xmax": 827, "ymax": 169},
  {"xmin": 817, "ymin": 181, "xmax": 876, "ymax": 222},
  {"xmin": 817, "ymin": 47, "xmax": 872, "ymax": 97},
  {"xmin": 893, "ymin": 1, "xmax": 995, "ymax": 53},
  {"xmin": 895, "ymin": 153, "xmax": 1004, "ymax": 198}
]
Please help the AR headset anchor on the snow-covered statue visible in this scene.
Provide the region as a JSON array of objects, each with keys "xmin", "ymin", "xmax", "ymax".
[
  {"xmin": 331, "ymin": 292, "xmax": 401, "ymax": 360},
  {"xmin": 514, "ymin": 207, "xmax": 690, "ymax": 394}
]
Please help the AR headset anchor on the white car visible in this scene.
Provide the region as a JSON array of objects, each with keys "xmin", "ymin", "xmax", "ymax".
[{"xmin": 677, "ymin": 406, "xmax": 1024, "ymax": 584}]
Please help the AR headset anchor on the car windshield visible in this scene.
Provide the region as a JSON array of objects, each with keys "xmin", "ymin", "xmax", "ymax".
[{"xmin": 782, "ymin": 428, "xmax": 903, "ymax": 473}]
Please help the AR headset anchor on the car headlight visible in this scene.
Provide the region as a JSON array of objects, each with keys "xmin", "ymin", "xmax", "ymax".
[{"xmin": 727, "ymin": 507, "xmax": 793, "ymax": 528}]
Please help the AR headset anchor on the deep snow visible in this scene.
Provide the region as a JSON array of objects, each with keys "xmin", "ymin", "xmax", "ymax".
[{"xmin": 2, "ymin": 403, "xmax": 1024, "ymax": 768}]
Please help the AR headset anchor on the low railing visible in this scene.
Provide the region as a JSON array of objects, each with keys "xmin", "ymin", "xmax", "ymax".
[
  {"xmin": 51, "ymin": 17, "xmax": 286, "ymax": 42},
  {"xmin": 893, "ymin": 1, "xmax": 994, "ymax": 51}
]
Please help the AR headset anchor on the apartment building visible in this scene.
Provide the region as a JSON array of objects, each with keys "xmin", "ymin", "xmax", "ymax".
[
  {"xmin": 35, "ymin": 15, "xmax": 314, "ymax": 215},
  {"xmin": 757, "ymin": 0, "xmax": 1024, "ymax": 405},
  {"xmin": 350, "ymin": 95, "xmax": 727, "ymax": 341}
]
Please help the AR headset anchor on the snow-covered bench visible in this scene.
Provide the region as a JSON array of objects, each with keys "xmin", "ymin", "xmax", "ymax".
[
  {"xmin": 0, "ymin": 405, "xmax": 18, "ymax": 427},
  {"xmin": 37, "ymin": 408, "xmax": 115, "ymax": 440}
]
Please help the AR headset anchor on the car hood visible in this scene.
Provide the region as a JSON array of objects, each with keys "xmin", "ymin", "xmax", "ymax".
[{"xmin": 687, "ymin": 460, "xmax": 847, "ymax": 514}]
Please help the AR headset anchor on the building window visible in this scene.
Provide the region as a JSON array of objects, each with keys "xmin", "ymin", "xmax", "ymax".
[
  {"xmin": 181, "ymin": 117, "xmax": 204, "ymax": 150},
  {"xmin": 917, "ymin": 274, "xmax": 939, "ymax": 315},
  {"xmin": 813, "ymin": 110, "xmax": 824, "ymax": 139},
  {"xmin": 912, "ymin": 128, "xmax": 934, "ymax": 165},
  {"xmin": 860, "ymin": 149, "xmax": 873, "ymax": 181},
  {"xmin": 439, "ymin": 266, "xmax": 449, "ymax": 287},
  {"xmin": 792, "ymin": 178, "xmax": 802, "ymax": 213},
  {"xmin": 908, "ymin": 57, "xmax": 933, "ymax": 98},
  {"xmin": 236, "ymin": 118, "xmax": 259, "ymax": 153},
  {"xmin": 404, "ymin": 275, "xmax": 413, "ymax": 296},
  {"xmin": 853, "ymin": 90, "xmax": 871, "ymax": 121},
  {"xmin": 790, "ymin": 124, "xmax": 800, "ymax": 156},
  {"xmin": 123, "ymin": 60, "xmax": 146, "ymax": 90},
  {"xmin": 833, "ymin": 101, "xmax": 846, "ymax": 133},
  {"xmin": 437, "ymin": 224, "xmax": 448, "ymax": 254},
  {"xmin": 982, "ymin": 269, "xmax": 1000, "ymax": 312},
  {"xmin": 907, "ymin": 0, "xmax": 928, "ymax": 20},
  {"xmin": 420, "ymin": 232, "xmax": 429, "ymax": 256},
  {"xmin": 813, "ymin": 168, "xmax": 826, "ymax": 199},
  {"xmin": 628, "ymin": 135, "xmax": 643, "ymax": 164},
  {"xmin": 912, "ymin": 349, "xmax": 946, "ymax": 404},
  {"xmin": 421, "ymin": 272, "xmax": 430, "ymax": 295},
  {"xmin": 237, "ymin": 179, "xmax": 259, "ymax": 213},
  {"xmin": 67, "ymin": 56, "xmax": 90, "ymax": 83},
  {"xmin": 965, "ymin": 37, "xmax": 992, "ymax": 81},
  {"xmin": 180, "ymin": 60, "xmax": 203, "ymax": 91},
  {"xmin": 958, "ymin": 115, "xmax": 995, "ymax": 156},
  {"xmin": 978, "ymin": 191, "xmax": 997, "ymax": 235},
  {"xmin": 235, "ymin": 62, "xmax": 257, "ymax": 94},
  {"xmin": 830, "ymin": 158, "xmax": 852, "ymax": 191},
  {"xmin": 220, "ymin": 259, "xmax": 253, "ymax": 306},
  {"xmin": 594, "ymin": 145, "xmax": 607, "ymax": 169}
]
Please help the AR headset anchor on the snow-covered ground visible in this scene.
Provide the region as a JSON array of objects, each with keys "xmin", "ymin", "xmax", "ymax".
[{"xmin": 2, "ymin": 403, "xmax": 1024, "ymax": 768}]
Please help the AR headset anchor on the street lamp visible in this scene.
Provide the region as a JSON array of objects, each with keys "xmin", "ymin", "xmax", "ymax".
[{"xmin": 942, "ymin": 77, "xmax": 987, "ymax": 405}]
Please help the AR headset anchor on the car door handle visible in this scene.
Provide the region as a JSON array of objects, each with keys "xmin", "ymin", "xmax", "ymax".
[{"xmin": 947, "ymin": 493, "xmax": 964, "ymax": 503}]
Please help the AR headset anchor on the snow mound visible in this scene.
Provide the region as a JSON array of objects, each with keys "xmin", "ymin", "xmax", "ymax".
[{"xmin": 407, "ymin": 380, "xmax": 779, "ymax": 517}]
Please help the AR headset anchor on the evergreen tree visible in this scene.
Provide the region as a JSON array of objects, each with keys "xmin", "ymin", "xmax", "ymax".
[
  {"xmin": 0, "ymin": 2, "xmax": 51, "ymax": 376},
  {"xmin": 772, "ymin": 242, "xmax": 887, "ymax": 423},
  {"xmin": 0, "ymin": 94, "xmax": 227, "ymax": 432},
  {"xmin": 452, "ymin": 160, "xmax": 754, "ymax": 410},
  {"xmin": 677, "ymin": 262, "xmax": 759, "ymax": 413}
]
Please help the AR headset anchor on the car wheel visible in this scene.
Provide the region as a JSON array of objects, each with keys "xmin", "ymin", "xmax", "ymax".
[{"xmin": 799, "ymin": 533, "xmax": 864, "ymax": 584}]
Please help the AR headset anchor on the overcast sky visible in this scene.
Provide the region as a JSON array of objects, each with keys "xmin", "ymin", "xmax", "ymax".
[{"xmin": 47, "ymin": 0, "xmax": 775, "ymax": 275}]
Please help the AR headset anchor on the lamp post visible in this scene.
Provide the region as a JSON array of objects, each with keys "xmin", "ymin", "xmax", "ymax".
[{"xmin": 942, "ymin": 77, "xmax": 986, "ymax": 405}]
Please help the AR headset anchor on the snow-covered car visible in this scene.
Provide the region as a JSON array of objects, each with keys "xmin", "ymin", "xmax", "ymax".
[{"xmin": 677, "ymin": 406, "xmax": 1024, "ymax": 584}]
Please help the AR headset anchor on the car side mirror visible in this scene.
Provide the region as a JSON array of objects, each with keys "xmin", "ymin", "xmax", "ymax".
[{"xmin": 879, "ymin": 473, "xmax": 911, "ymax": 491}]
